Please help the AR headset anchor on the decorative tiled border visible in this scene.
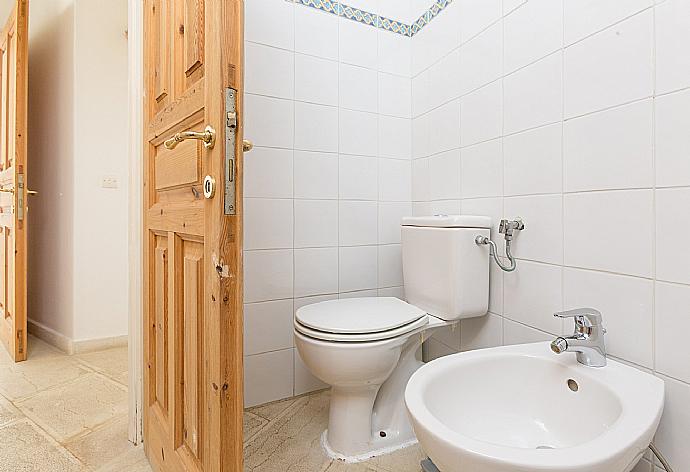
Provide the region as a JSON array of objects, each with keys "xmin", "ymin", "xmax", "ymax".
[{"xmin": 288, "ymin": 0, "xmax": 452, "ymax": 37}]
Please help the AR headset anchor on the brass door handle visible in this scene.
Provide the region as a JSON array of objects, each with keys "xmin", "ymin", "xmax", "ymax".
[
  {"xmin": 27, "ymin": 189, "xmax": 38, "ymax": 196},
  {"xmin": 164, "ymin": 125, "xmax": 216, "ymax": 150}
]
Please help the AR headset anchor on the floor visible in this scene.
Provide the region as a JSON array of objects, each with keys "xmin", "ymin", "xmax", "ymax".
[
  {"xmin": 0, "ymin": 336, "xmax": 150, "ymax": 472},
  {"xmin": 2, "ymin": 337, "xmax": 423, "ymax": 472},
  {"xmin": 244, "ymin": 390, "xmax": 425, "ymax": 472}
]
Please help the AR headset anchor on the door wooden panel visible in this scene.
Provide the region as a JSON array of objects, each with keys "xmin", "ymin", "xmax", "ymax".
[
  {"xmin": 0, "ymin": 0, "xmax": 28, "ymax": 363},
  {"xmin": 143, "ymin": 1, "xmax": 244, "ymax": 471}
]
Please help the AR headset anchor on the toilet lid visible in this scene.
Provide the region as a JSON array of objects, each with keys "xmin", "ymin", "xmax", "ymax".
[{"xmin": 295, "ymin": 297, "xmax": 426, "ymax": 335}]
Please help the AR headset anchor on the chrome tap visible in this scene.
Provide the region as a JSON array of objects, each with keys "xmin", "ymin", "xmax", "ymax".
[{"xmin": 550, "ymin": 308, "xmax": 607, "ymax": 367}]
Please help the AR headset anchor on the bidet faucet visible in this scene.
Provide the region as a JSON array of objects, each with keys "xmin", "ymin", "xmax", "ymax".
[{"xmin": 550, "ymin": 308, "xmax": 607, "ymax": 367}]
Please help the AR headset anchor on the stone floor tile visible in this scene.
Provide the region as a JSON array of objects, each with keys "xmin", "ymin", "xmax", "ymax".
[
  {"xmin": 75, "ymin": 347, "xmax": 128, "ymax": 385},
  {"xmin": 95, "ymin": 447, "xmax": 153, "ymax": 472},
  {"xmin": 0, "ymin": 355, "xmax": 90, "ymax": 401},
  {"xmin": 0, "ymin": 418, "xmax": 83, "ymax": 472},
  {"xmin": 0, "ymin": 395, "xmax": 23, "ymax": 427},
  {"xmin": 16, "ymin": 373, "xmax": 127, "ymax": 442},
  {"xmin": 65, "ymin": 414, "xmax": 138, "ymax": 470}
]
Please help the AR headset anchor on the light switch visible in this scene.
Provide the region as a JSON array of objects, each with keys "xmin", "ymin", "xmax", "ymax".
[{"xmin": 101, "ymin": 176, "xmax": 119, "ymax": 189}]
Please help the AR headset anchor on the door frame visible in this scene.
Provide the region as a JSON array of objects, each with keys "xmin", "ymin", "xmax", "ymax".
[{"xmin": 127, "ymin": 0, "xmax": 144, "ymax": 445}]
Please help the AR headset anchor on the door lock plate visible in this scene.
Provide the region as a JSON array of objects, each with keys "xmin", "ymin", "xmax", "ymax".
[
  {"xmin": 203, "ymin": 175, "xmax": 216, "ymax": 199},
  {"xmin": 224, "ymin": 88, "xmax": 238, "ymax": 215}
]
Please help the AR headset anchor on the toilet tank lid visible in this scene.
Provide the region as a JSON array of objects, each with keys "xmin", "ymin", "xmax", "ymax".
[
  {"xmin": 401, "ymin": 215, "xmax": 491, "ymax": 229},
  {"xmin": 296, "ymin": 297, "xmax": 426, "ymax": 334}
]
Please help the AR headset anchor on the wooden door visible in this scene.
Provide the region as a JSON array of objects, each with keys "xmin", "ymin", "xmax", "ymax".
[
  {"xmin": 0, "ymin": 0, "xmax": 28, "ymax": 363},
  {"xmin": 143, "ymin": 1, "xmax": 244, "ymax": 471}
]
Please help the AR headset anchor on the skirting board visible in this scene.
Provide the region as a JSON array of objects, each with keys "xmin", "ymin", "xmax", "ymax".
[{"xmin": 28, "ymin": 319, "xmax": 128, "ymax": 355}]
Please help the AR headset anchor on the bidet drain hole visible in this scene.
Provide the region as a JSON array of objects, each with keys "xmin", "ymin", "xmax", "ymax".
[
  {"xmin": 379, "ymin": 431, "xmax": 387, "ymax": 438},
  {"xmin": 567, "ymin": 379, "xmax": 579, "ymax": 392},
  {"xmin": 536, "ymin": 445, "xmax": 555, "ymax": 450}
]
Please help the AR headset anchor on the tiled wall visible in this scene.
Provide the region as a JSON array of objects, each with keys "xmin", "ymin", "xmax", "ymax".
[
  {"xmin": 410, "ymin": 0, "xmax": 690, "ymax": 470},
  {"xmin": 243, "ymin": 0, "xmax": 426, "ymax": 407}
]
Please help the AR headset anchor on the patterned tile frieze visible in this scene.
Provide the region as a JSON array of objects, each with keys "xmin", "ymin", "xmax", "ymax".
[{"xmin": 287, "ymin": 0, "xmax": 452, "ymax": 37}]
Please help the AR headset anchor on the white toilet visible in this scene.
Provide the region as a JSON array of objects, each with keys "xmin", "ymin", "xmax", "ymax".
[{"xmin": 294, "ymin": 215, "xmax": 492, "ymax": 461}]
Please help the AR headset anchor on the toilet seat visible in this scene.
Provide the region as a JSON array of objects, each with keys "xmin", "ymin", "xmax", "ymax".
[{"xmin": 294, "ymin": 297, "xmax": 429, "ymax": 343}]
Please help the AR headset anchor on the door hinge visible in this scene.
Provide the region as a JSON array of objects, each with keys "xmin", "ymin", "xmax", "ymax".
[{"xmin": 17, "ymin": 329, "xmax": 23, "ymax": 353}]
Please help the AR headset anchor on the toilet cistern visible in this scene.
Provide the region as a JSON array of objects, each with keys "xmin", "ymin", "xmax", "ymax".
[{"xmin": 551, "ymin": 308, "xmax": 607, "ymax": 367}]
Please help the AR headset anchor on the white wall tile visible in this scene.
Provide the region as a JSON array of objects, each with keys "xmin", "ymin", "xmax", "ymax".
[
  {"xmin": 378, "ymin": 202, "xmax": 411, "ymax": 244},
  {"xmin": 295, "ymin": 54, "xmax": 338, "ymax": 106},
  {"xmin": 378, "ymin": 73, "xmax": 412, "ymax": 118},
  {"xmin": 564, "ymin": 11, "xmax": 654, "ymax": 118},
  {"xmin": 503, "ymin": 318, "xmax": 553, "ymax": 345},
  {"xmin": 294, "ymin": 102, "xmax": 338, "ymax": 152},
  {"xmin": 245, "ymin": 0, "xmax": 294, "ymax": 50},
  {"xmin": 462, "ymin": 197, "xmax": 504, "ymax": 249},
  {"xmin": 504, "ymin": 194, "xmax": 564, "ymax": 265},
  {"xmin": 503, "ymin": 0, "xmax": 562, "ymax": 73},
  {"xmin": 293, "ymin": 151, "xmax": 338, "ymax": 199},
  {"xmin": 655, "ymin": 89, "xmax": 690, "ymax": 188},
  {"xmin": 245, "ymin": 42, "xmax": 295, "ymax": 99},
  {"xmin": 564, "ymin": 190, "xmax": 654, "ymax": 277},
  {"xmin": 460, "ymin": 313, "xmax": 503, "ymax": 351},
  {"xmin": 412, "ymin": 114, "xmax": 430, "ymax": 158},
  {"xmin": 378, "ymin": 244, "xmax": 403, "ymax": 287},
  {"xmin": 244, "ymin": 198, "xmax": 294, "ymax": 250},
  {"xmin": 294, "ymin": 247, "xmax": 339, "ymax": 297},
  {"xmin": 411, "ymin": 157, "xmax": 430, "ymax": 201},
  {"xmin": 429, "ymin": 99, "xmax": 461, "ymax": 155},
  {"xmin": 656, "ymin": 188, "xmax": 690, "ymax": 285},
  {"xmin": 295, "ymin": 6, "xmax": 338, "ymax": 60},
  {"xmin": 655, "ymin": 282, "xmax": 690, "ymax": 383},
  {"xmin": 504, "ymin": 52, "xmax": 563, "ymax": 135},
  {"xmin": 244, "ymin": 147, "xmax": 294, "ymax": 199},
  {"xmin": 563, "ymin": 268, "xmax": 654, "ymax": 368},
  {"xmin": 504, "ymin": 260, "xmax": 563, "ymax": 335},
  {"xmin": 339, "ymin": 155, "xmax": 378, "ymax": 200},
  {"xmin": 340, "ymin": 64, "xmax": 378, "ymax": 113},
  {"xmin": 461, "ymin": 139, "xmax": 503, "ymax": 198},
  {"xmin": 458, "ymin": 0, "xmax": 502, "ymax": 44},
  {"xmin": 244, "ymin": 249, "xmax": 293, "ymax": 303},
  {"xmin": 379, "ymin": 159, "xmax": 412, "ymax": 201},
  {"xmin": 244, "ymin": 349, "xmax": 294, "ymax": 407},
  {"xmin": 564, "ymin": 0, "xmax": 652, "ymax": 45},
  {"xmin": 245, "ymin": 94, "xmax": 294, "ymax": 149},
  {"xmin": 379, "ymin": 116, "xmax": 412, "ymax": 159},
  {"xmin": 503, "ymin": 0, "xmax": 527, "ymax": 15},
  {"xmin": 378, "ymin": 286, "xmax": 404, "ymax": 298},
  {"xmin": 340, "ymin": 109, "xmax": 378, "ymax": 156},
  {"xmin": 428, "ymin": 149, "xmax": 461, "ymax": 200},
  {"xmin": 339, "ymin": 200, "xmax": 378, "ymax": 245},
  {"xmin": 244, "ymin": 299, "xmax": 294, "ymax": 356},
  {"xmin": 654, "ymin": 375, "xmax": 690, "ymax": 472},
  {"xmin": 428, "ymin": 50, "xmax": 461, "ymax": 109},
  {"xmin": 655, "ymin": 0, "xmax": 690, "ymax": 94},
  {"xmin": 459, "ymin": 22, "xmax": 502, "ymax": 96},
  {"xmin": 339, "ymin": 18, "xmax": 378, "ymax": 69},
  {"xmin": 564, "ymin": 99, "xmax": 654, "ymax": 192},
  {"xmin": 460, "ymin": 81, "xmax": 502, "ymax": 146},
  {"xmin": 339, "ymin": 246, "xmax": 378, "ymax": 292},
  {"xmin": 503, "ymin": 123, "xmax": 563, "ymax": 196},
  {"xmin": 378, "ymin": 30, "xmax": 411, "ymax": 76},
  {"xmin": 294, "ymin": 200, "xmax": 338, "ymax": 248}
]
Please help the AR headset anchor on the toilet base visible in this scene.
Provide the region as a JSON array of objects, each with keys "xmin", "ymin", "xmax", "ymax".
[{"xmin": 321, "ymin": 430, "xmax": 419, "ymax": 463}]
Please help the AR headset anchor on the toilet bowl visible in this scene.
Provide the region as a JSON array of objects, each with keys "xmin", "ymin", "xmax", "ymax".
[
  {"xmin": 295, "ymin": 297, "xmax": 452, "ymax": 460},
  {"xmin": 294, "ymin": 215, "xmax": 492, "ymax": 461}
]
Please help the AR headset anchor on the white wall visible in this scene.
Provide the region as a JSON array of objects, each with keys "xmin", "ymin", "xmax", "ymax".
[
  {"xmin": 26, "ymin": 0, "xmax": 76, "ymax": 339},
  {"xmin": 243, "ymin": 0, "xmax": 416, "ymax": 407},
  {"xmin": 411, "ymin": 1, "xmax": 690, "ymax": 470},
  {"xmin": 71, "ymin": 0, "xmax": 129, "ymax": 341},
  {"xmin": 23, "ymin": 0, "xmax": 129, "ymax": 345}
]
